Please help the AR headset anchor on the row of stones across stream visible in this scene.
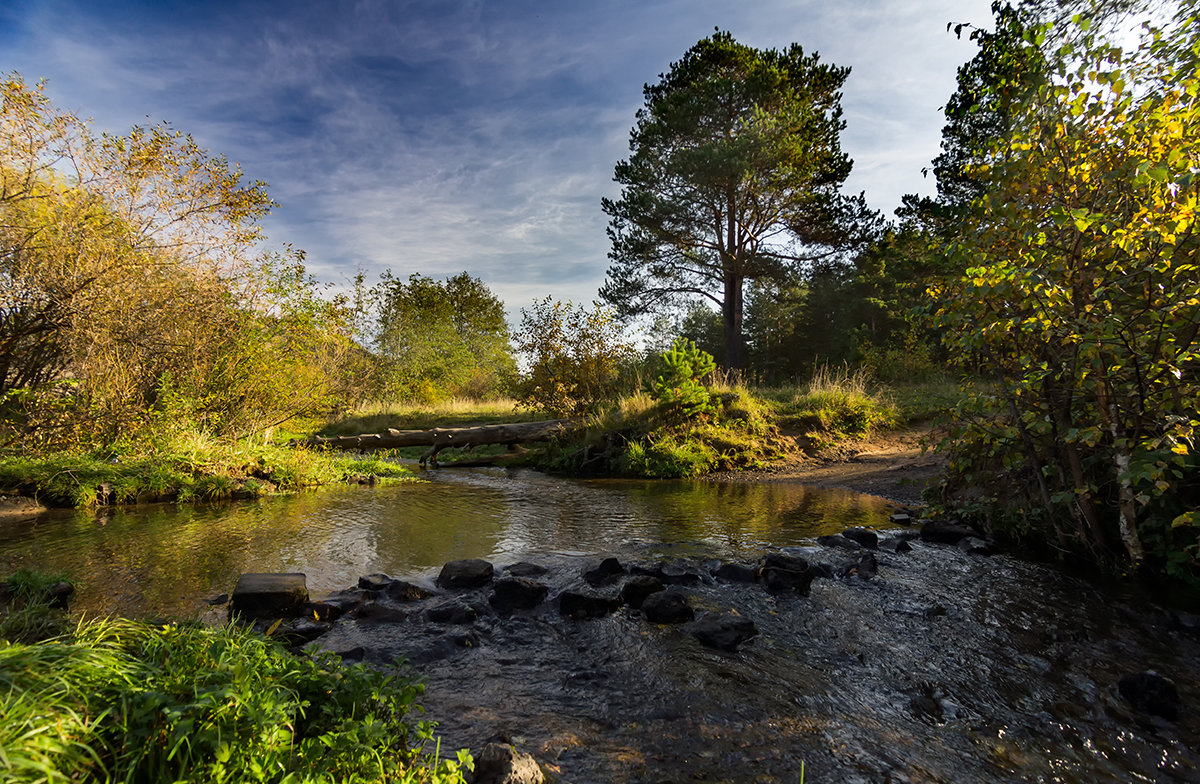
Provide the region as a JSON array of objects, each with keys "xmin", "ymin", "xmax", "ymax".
[{"xmin": 227, "ymin": 518, "xmax": 993, "ymax": 655}]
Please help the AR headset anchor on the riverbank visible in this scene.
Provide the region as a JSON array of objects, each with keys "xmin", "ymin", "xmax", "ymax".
[{"xmin": 709, "ymin": 426, "xmax": 943, "ymax": 506}]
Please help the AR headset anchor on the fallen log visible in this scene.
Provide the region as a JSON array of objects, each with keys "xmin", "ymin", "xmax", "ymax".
[{"xmin": 297, "ymin": 419, "xmax": 579, "ymax": 466}]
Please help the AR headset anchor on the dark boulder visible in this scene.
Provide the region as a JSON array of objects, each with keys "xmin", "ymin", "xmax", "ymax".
[
  {"xmin": 352, "ymin": 602, "xmax": 412, "ymax": 624},
  {"xmin": 809, "ymin": 562, "xmax": 836, "ymax": 580},
  {"xmin": 855, "ymin": 552, "xmax": 878, "ymax": 579},
  {"xmin": 358, "ymin": 573, "xmax": 392, "ymax": 591},
  {"xmin": 583, "ymin": 557, "xmax": 625, "ymax": 587},
  {"xmin": 761, "ymin": 552, "xmax": 814, "ymax": 595},
  {"xmin": 889, "ymin": 512, "xmax": 914, "ymax": 526},
  {"xmin": 712, "ymin": 562, "xmax": 759, "ymax": 583},
  {"xmin": 816, "ymin": 534, "xmax": 861, "ymax": 551},
  {"xmin": 690, "ymin": 612, "xmax": 758, "ymax": 652},
  {"xmin": 45, "ymin": 581, "xmax": 75, "ymax": 609},
  {"xmin": 489, "ymin": 577, "xmax": 548, "ymax": 614},
  {"xmin": 437, "ymin": 559, "xmax": 495, "ymax": 589},
  {"xmin": 272, "ymin": 618, "xmax": 331, "ymax": 646},
  {"xmin": 659, "ymin": 564, "xmax": 703, "ymax": 585},
  {"xmin": 842, "ymin": 527, "xmax": 879, "ymax": 549},
  {"xmin": 620, "ymin": 575, "xmax": 664, "ymax": 609},
  {"xmin": 1119, "ymin": 671, "xmax": 1181, "ymax": 721},
  {"xmin": 504, "ymin": 562, "xmax": 548, "ymax": 578},
  {"xmin": 920, "ymin": 519, "xmax": 978, "ymax": 545},
  {"xmin": 426, "ymin": 599, "xmax": 480, "ymax": 625},
  {"xmin": 558, "ymin": 590, "xmax": 621, "ymax": 620},
  {"xmin": 230, "ymin": 573, "xmax": 308, "ymax": 621},
  {"xmin": 321, "ymin": 589, "xmax": 367, "ymax": 615},
  {"xmin": 470, "ymin": 742, "xmax": 544, "ymax": 784},
  {"xmin": 641, "ymin": 590, "xmax": 695, "ymax": 624}
]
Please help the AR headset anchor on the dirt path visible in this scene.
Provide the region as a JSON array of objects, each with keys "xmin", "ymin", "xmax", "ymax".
[{"xmin": 708, "ymin": 426, "xmax": 945, "ymax": 507}]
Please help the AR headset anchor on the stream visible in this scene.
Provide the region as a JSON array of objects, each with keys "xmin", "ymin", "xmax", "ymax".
[{"xmin": 1, "ymin": 466, "xmax": 1196, "ymax": 782}]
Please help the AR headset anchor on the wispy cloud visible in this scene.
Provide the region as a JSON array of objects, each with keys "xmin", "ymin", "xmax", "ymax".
[{"xmin": 2, "ymin": 0, "xmax": 994, "ymax": 311}]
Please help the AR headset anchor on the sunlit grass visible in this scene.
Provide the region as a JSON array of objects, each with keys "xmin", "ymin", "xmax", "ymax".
[{"xmin": 759, "ymin": 365, "xmax": 899, "ymax": 438}]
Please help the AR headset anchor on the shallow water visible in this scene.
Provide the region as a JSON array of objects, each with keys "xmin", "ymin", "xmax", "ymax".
[
  {"xmin": 2, "ymin": 466, "xmax": 1196, "ymax": 782},
  {"xmin": 0, "ymin": 466, "xmax": 891, "ymax": 618}
]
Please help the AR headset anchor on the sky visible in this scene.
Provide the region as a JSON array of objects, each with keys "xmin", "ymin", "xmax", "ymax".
[{"xmin": 0, "ymin": 0, "xmax": 996, "ymax": 313}]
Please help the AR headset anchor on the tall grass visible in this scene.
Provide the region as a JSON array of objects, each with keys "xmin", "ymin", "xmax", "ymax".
[
  {"xmin": 0, "ymin": 618, "xmax": 471, "ymax": 783},
  {"xmin": 761, "ymin": 365, "xmax": 899, "ymax": 438}
]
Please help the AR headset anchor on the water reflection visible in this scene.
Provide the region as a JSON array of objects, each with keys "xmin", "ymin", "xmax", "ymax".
[{"xmin": 0, "ymin": 467, "xmax": 893, "ymax": 618}]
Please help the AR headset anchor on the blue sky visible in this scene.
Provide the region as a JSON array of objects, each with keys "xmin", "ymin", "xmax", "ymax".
[{"xmin": 1, "ymin": 0, "xmax": 994, "ymax": 312}]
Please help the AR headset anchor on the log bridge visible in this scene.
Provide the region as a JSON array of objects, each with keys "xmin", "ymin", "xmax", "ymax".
[{"xmin": 298, "ymin": 419, "xmax": 579, "ymax": 466}]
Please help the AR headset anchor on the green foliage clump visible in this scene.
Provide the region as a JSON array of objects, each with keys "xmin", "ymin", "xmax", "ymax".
[
  {"xmin": 0, "ymin": 617, "xmax": 471, "ymax": 784},
  {"xmin": 763, "ymin": 366, "xmax": 899, "ymax": 440},
  {"xmin": 371, "ymin": 271, "xmax": 517, "ymax": 404},
  {"xmin": 513, "ymin": 297, "xmax": 638, "ymax": 417},
  {"xmin": 932, "ymin": 4, "xmax": 1200, "ymax": 582},
  {"xmin": 649, "ymin": 338, "xmax": 718, "ymax": 421}
]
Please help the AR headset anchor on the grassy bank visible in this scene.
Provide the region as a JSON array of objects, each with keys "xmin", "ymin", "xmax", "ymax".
[
  {"xmin": 0, "ymin": 433, "xmax": 417, "ymax": 509},
  {"xmin": 0, "ymin": 577, "xmax": 470, "ymax": 784}
]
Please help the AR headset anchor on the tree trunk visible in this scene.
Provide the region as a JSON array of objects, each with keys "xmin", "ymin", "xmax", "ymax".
[
  {"xmin": 722, "ymin": 273, "xmax": 744, "ymax": 371},
  {"xmin": 295, "ymin": 419, "xmax": 579, "ymax": 466}
]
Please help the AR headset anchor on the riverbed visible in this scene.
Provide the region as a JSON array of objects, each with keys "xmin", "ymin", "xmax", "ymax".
[{"xmin": 1, "ymin": 466, "xmax": 1196, "ymax": 782}]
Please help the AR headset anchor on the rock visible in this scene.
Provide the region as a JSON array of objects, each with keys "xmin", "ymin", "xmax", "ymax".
[
  {"xmin": 558, "ymin": 590, "xmax": 621, "ymax": 619},
  {"xmin": 620, "ymin": 575, "xmax": 664, "ymax": 609},
  {"xmin": 958, "ymin": 537, "xmax": 994, "ymax": 556},
  {"xmin": 335, "ymin": 646, "xmax": 365, "ymax": 662},
  {"xmin": 437, "ymin": 559, "xmax": 495, "ymax": 589},
  {"xmin": 321, "ymin": 589, "xmax": 367, "ymax": 615},
  {"xmin": 879, "ymin": 537, "xmax": 913, "ymax": 554},
  {"xmin": 855, "ymin": 552, "xmax": 878, "ymax": 579},
  {"xmin": 504, "ymin": 562, "xmax": 548, "ymax": 578},
  {"xmin": 489, "ymin": 577, "xmax": 548, "ymax": 614},
  {"xmin": 352, "ymin": 602, "xmax": 412, "ymax": 623},
  {"xmin": 889, "ymin": 512, "xmax": 913, "ymax": 526},
  {"xmin": 1119, "ymin": 671, "xmax": 1181, "ymax": 721},
  {"xmin": 641, "ymin": 590, "xmax": 695, "ymax": 623},
  {"xmin": 923, "ymin": 604, "xmax": 948, "ymax": 619},
  {"xmin": 583, "ymin": 557, "xmax": 625, "ymax": 587},
  {"xmin": 230, "ymin": 573, "xmax": 308, "ymax": 620},
  {"xmin": 358, "ymin": 573, "xmax": 392, "ymax": 591},
  {"xmin": 712, "ymin": 562, "xmax": 758, "ymax": 583},
  {"xmin": 809, "ymin": 562, "xmax": 836, "ymax": 580},
  {"xmin": 385, "ymin": 580, "xmax": 435, "ymax": 602},
  {"xmin": 426, "ymin": 599, "xmax": 480, "ymax": 625},
  {"xmin": 204, "ymin": 593, "xmax": 230, "ymax": 606},
  {"xmin": 842, "ymin": 527, "xmax": 879, "ymax": 549},
  {"xmin": 761, "ymin": 552, "xmax": 814, "ymax": 595},
  {"xmin": 690, "ymin": 612, "xmax": 758, "ymax": 652},
  {"xmin": 816, "ymin": 534, "xmax": 861, "ymax": 551},
  {"xmin": 470, "ymin": 742, "xmax": 544, "ymax": 784},
  {"xmin": 300, "ymin": 601, "xmax": 342, "ymax": 622},
  {"xmin": 45, "ymin": 581, "xmax": 75, "ymax": 609},
  {"xmin": 920, "ymin": 519, "xmax": 979, "ymax": 545},
  {"xmin": 659, "ymin": 564, "xmax": 703, "ymax": 585}
]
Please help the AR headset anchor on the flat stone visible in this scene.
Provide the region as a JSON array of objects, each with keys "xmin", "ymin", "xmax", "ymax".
[
  {"xmin": 426, "ymin": 599, "xmax": 480, "ymax": 624},
  {"xmin": 583, "ymin": 557, "xmax": 625, "ymax": 586},
  {"xmin": 817, "ymin": 534, "xmax": 861, "ymax": 551},
  {"xmin": 437, "ymin": 559, "xmax": 495, "ymax": 589},
  {"xmin": 920, "ymin": 519, "xmax": 979, "ymax": 545},
  {"xmin": 230, "ymin": 573, "xmax": 308, "ymax": 620}
]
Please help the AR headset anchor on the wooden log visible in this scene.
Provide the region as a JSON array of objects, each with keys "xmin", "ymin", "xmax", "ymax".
[{"xmin": 298, "ymin": 419, "xmax": 578, "ymax": 466}]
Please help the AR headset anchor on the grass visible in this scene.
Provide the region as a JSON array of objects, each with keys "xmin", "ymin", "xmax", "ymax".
[
  {"xmin": 0, "ymin": 613, "xmax": 471, "ymax": 783},
  {"xmin": 0, "ymin": 429, "xmax": 419, "ymax": 508},
  {"xmin": 759, "ymin": 365, "xmax": 900, "ymax": 438}
]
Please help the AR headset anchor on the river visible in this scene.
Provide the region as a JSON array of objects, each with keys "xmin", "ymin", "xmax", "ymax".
[{"xmin": 1, "ymin": 466, "xmax": 1196, "ymax": 782}]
